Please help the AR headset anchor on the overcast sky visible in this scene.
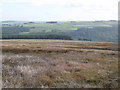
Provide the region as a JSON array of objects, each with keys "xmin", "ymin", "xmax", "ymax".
[{"xmin": 0, "ymin": 0, "xmax": 119, "ymax": 21}]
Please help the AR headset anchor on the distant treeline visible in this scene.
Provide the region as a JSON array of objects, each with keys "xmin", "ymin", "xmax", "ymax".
[
  {"xmin": 78, "ymin": 38, "xmax": 92, "ymax": 41},
  {"xmin": 46, "ymin": 21, "xmax": 57, "ymax": 23},
  {"xmin": 2, "ymin": 34, "xmax": 73, "ymax": 40}
]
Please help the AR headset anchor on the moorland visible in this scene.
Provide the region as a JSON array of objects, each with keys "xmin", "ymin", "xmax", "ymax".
[{"xmin": 1, "ymin": 39, "xmax": 118, "ymax": 88}]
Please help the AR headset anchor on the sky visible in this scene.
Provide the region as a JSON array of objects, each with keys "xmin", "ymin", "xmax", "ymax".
[{"xmin": 0, "ymin": 0, "xmax": 119, "ymax": 21}]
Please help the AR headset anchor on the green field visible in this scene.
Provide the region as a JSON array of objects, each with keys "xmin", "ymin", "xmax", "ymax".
[{"xmin": 22, "ymin": 21, "xmax": 113, "ymax": 32}]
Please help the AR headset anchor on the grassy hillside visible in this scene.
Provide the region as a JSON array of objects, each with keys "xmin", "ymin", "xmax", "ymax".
[
  {"xmin": 2, "ymin": 39, "xmax": 118, "ymax": 88},
  {"xmin": 1, "ymin": 21, "xmax": 118, "ymax": 42}
]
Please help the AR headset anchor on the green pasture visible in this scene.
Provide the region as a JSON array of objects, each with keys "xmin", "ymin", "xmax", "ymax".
[{"xmin": 22, "ymin": 22, "xmax": 113, "ymax": 33}]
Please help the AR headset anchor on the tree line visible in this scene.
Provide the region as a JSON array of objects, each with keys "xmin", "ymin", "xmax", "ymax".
[{"xmin": 2, "ymin": 34, "xmax": 73, "ymax": 40}]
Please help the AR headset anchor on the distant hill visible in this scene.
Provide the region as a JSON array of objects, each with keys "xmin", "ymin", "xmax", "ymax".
[
  {"xmin": 1, "ymin": 21, "xmax": 118, "ymax": 42},
  {"xmin": 2, "ymin": 20, "xmax": 16, "ymax": 23}
]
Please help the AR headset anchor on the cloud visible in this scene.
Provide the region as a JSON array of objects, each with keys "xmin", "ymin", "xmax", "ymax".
[
  {"xmin": 1, "ymin": 0, "xmax": 118, "ymax": 5},
  {"xmin": 1, "ymin": 0, "xmax": 118, "ymax": 10},
  {"xmin": 1, "ymin": 0, "xmax": 119, "ymax": 21},
  {"xmin": 1, "ymin": 0, "xmax": 119, "ymax": 8}
]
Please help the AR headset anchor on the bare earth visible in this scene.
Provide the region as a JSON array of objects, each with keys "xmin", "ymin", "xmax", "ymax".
[{"xmin": 1, "ymin": 39, "xmax": 118, "ymax": 88}]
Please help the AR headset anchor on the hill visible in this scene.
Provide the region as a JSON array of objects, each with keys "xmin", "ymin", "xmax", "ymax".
[{"xmin": 1, "ymin": 21, "xmax": 118, "ymax": 42}]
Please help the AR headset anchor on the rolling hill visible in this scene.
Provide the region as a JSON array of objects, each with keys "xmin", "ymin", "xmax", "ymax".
[{"xmin": 1, "ymin": 20, "xmax": 118, "ymax": 42}]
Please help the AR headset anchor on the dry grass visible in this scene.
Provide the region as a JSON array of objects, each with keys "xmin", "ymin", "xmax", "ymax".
[{"xmin": 1, "ymin": 39, "xmax": 118, "ymax": 88}]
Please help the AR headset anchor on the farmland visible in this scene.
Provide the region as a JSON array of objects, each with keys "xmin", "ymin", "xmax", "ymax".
[
  {"xmin": 1, "ymin": 21, "xmax": 118, "ymax": 42},
  {"xmin": 2, "ymin": 39, "xmax": 118, "ymax": 88}
]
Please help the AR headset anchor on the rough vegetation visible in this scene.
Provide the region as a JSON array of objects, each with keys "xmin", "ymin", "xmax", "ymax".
[{"xmin": 1, "ymin": 39, "xmax": 118, "ymax": 88}]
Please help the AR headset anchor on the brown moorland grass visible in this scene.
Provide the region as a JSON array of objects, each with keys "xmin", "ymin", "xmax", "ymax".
[{"xmin": 1, "ymin": 39, "xmax": 118, "ymax": 88}]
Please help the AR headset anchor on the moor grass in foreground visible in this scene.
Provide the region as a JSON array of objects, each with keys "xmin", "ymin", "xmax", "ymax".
[{"xmin": 2, "ymin": 39, "xmax": 118, "ymax": 88}]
